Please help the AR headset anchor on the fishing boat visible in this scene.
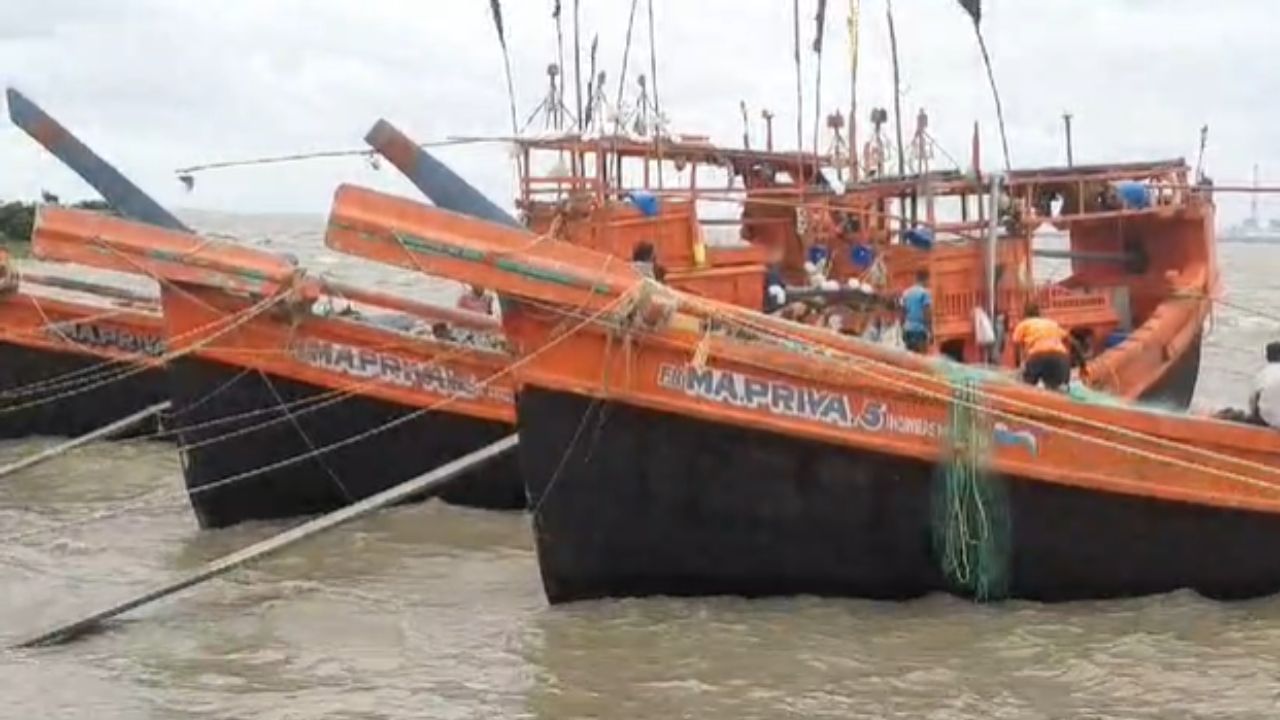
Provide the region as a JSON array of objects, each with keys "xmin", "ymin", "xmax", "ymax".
[
  {"xmin": 327, "ymin": 179, "xmax": 1280, "ymax": 605},
  {"xmin": 14, "ymin": 111, "xmax": 776, "ymax": 526},
  {"xmin": 509, "ymin": 135, "xmax": 1214, "ymax": 408},
  {"xmin": 0, "ymin": 88, "xmax": 178, "ymax": 439},
  {"xmin": 0, "ymin": 251, "xmax": 168, "ymax": 438},
  {"xmin": 31, "ymin": 206, "xmax": 524, "ymax": 527}
]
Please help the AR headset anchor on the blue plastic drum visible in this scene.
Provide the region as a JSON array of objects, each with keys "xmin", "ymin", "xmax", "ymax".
[
  {"xmin": 902, "ymin": 227, "xmax": 935, "ymax": 250},
  {"xmin": 1113, "ymin": 181, "xmax": 1151, "ymax": 209},
  {"xmin": 627, "ymin": 191, "xmax": 661, "ymax": 217},
  {"xmin": 851, "ymin": 244, "xmax": 875, "ymax": 269}
]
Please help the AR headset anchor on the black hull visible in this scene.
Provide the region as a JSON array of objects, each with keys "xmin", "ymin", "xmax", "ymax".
[
  {"xmin": 168, "ymin": 357, "xmax": 524, "ymax": 529},
  {"xmin": 518, "ymin": 386, "xmax": 1280, "ymax": 604},
  {"xmin": 1135, "ymin": 333, "xmax": 1201, "ymax": 409},
  {"xmin": 0, "ymin": 341, "xmax": 166, "ymax": 439}
]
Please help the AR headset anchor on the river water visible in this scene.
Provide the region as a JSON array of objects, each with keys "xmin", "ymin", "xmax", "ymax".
[{"xmin": 1, "ymin": 215, "xmax": 1278, "ymax": 718}]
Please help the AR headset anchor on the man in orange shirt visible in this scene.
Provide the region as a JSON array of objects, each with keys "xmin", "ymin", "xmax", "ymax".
[{"xmin": 1011, "ymin": 302, "xmax": 1073, "ymax": 391}]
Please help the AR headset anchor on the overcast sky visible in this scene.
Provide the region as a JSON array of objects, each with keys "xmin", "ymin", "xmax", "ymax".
[{"xmin": 1, "ymin": 0, "xmax": 1276, "ymax": 224}]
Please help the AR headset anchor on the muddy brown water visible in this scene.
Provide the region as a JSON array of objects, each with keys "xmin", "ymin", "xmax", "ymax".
[{"xmin": 1, "ymin": 216, "xmax": 1278, "ymax": 718}]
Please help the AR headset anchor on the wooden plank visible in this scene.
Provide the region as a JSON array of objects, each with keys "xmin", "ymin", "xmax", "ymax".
[
  {"xmin": 13, "ymin": 434, "xmax": 519, "ymax": 649},
  {"xmin": 0, "ymin": 401, "xmax": 170, "ymax": 483}
]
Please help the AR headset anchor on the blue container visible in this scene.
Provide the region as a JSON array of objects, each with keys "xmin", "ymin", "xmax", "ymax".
[
  {"xmin": 627, "ymin": 190, "xmax": 661, "ymax": 217},
  {"xmin": 902, "ymin": 227, "xmax": 935, "ymax": 250},
  {"xmin": 807, "ymin": 245, "xmax": 830, "ymax": 266},
  {"xmin": 851, "ymin": 244, "xmax": 875, "ymax": 269},
  {"xmin": 1113, "ymin": 181, "xmax": 1151, "ymax": 209}
]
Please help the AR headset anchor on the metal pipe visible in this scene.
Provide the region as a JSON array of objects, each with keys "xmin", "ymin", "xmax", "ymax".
[
  {"xmin": 986, "ymin": 173, "xmax": 1001, "ymax": 324},
  {"xmin": 1031, "ymin": 249, "xmax": 1131, "ymax": 263},
  {"xmin": 14, "ymin": 435, "xmax": 520, "ymax": 648}
]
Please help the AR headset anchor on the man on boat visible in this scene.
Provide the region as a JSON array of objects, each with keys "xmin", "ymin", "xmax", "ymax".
[
  {"xmin": 1249, "ymin": 341, "xmax": 1280, "ymax": 428},
  {"xmin": 631, "ymin": 241, "xmax": 666, "ymax": 282},
  {"xmin": 899, "ymin": 269, "xmax": 932, "ymax": 354},
  {"xmin": 457, "ymin": 285, "xmax": 494, "ymax": 316},
  {"xmin": 763, "ymin": 243, "xmax": 788, "ymax": 314},
  {"xmin": 1011, "ymin": 302, "xmax": 1072, "ymax": 391}
]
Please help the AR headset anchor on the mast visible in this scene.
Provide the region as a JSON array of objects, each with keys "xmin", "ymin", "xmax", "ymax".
[
  {"xmin": 886, "ymin": 0, "xmax": 905, "ymax": 178},
  {"xmin": 554, "ymin": 1, "xmax": 567, "ymax": 122},
  {"xmin": 573, "ymin": 0, "xmax": 584, "ymax": 133},
  {"xmin": 847, "ymin": 0, "xmax": 861, "ymax": 181},
  {"xmin": 986, "ymin": 173, "xmax": 1001, "ymax": 340},
  {"xmin": 793, "ymin": 0, "xmax": 804, "ymax": 153},
  {"xmin": 812, "ymin": 0, "xmax": 829, "ymax": 163}
]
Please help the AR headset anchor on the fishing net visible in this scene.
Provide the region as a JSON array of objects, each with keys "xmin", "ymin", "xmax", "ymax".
[{"xmin": 931, "ymin": 375, "xmax": 1011, "ymax": 601}]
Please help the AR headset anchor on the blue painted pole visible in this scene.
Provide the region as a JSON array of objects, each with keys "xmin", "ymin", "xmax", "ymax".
[
  {"xmin": 5, "ymin": 87, "xmax": 190, "ymax": 232},
  {"xmin": 363, "ymin": 119, "xmax": 523, "ymax": 229}
]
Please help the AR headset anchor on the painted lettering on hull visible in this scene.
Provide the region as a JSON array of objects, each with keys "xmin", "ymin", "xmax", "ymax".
[
  {"xmin": 290, "ymin": 338, "xmax": 501, "ymax": 402},
  {"xmin": 657, "ymin": 362, "xmax": 927, "ymax": 435},
  {"xmin": 656, "ymin": 363, "xmax": 1042, "ymax": 455},
  {"xmin": 659, "ymin": 363, "xmax": 859, "ymax": 429},
  {"xmin": 47, "ymin": 322, "xmax": 165, "ymax": 357}
]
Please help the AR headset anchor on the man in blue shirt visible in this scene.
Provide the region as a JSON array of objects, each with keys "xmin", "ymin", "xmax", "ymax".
[{"xmin": 900, "ymin": 269, "xmax": 932, "ymax": 353}]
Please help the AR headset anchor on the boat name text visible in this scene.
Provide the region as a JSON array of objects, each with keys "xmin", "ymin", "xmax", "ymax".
[
  {"xmin": 290, "ymin": 338, "xmax": 493, "ymax": 401},
  {"xmin": 48, "ymin": 322, "xmax": 165, "ymax": 357}
]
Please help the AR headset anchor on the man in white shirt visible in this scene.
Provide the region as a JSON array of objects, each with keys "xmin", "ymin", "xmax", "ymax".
[{"xmin": 1249, "ymin": 342, "xmax": 1280, "ymax": 427}]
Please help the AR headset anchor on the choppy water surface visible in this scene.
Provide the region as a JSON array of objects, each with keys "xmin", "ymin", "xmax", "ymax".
[{"xmin": 1, "ymin": 215, "xmax": 1279, "ymax": 718}]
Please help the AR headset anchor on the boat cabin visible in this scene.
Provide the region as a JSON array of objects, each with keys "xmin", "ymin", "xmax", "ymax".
[{"xmin": 512, "ymin": 136, "xmax": 1215, "ymax": 399}]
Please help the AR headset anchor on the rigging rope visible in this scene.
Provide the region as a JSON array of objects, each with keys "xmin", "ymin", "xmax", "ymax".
[{"xmin": 184, "ymin": 284, "xmax": 639, "ymax": 501}]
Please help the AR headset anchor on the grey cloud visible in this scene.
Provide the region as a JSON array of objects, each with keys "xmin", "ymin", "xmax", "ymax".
[{"xmin": 0, "ymin": 0, "xmax": 1276, "ymax": 224}]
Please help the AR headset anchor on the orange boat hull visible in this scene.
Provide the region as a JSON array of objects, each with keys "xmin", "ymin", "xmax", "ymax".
[{"xmin": 503, "ymin": 300, "xmax": 1280, "ymax": 603}]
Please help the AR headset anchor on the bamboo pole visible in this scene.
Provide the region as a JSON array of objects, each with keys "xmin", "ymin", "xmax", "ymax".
[
  {"xmin": 0, "ymin": 401, "xmax": 170, "ymax": 484},
  {"xmin": 14, "ymin": 435, "xmax": 519, "ymax": 649}
]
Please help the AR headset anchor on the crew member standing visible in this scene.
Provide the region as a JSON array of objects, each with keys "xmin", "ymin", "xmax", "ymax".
[
  {"xmin": 1011, "ymin": 302, "xmax": 1072, "ymax": 391},
  {"xmin": 899, "ymin": 269, "xmax": 932, "ymax": 354}
]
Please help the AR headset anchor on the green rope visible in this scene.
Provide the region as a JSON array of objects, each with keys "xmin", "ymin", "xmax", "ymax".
[{"xmin": 931, "ymin": 376, "xmax": 1011, "ymax": 601}]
